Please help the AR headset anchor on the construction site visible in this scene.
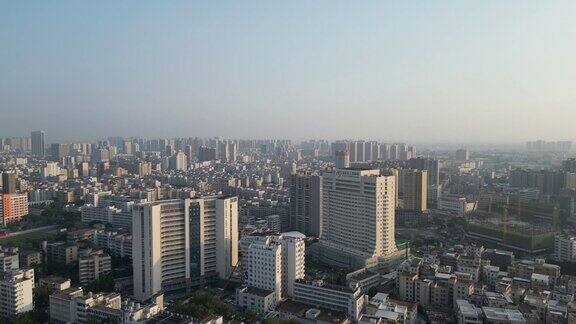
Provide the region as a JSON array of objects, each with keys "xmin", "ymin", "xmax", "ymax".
[{"xmin": 464, "ymin": 199, "xmax": 559, "ymax": 255}]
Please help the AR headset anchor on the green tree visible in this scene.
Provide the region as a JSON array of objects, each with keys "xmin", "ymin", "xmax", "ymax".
[{"xmin": 85, "ymin": 274, "xmax": 115, "ymax": 293}]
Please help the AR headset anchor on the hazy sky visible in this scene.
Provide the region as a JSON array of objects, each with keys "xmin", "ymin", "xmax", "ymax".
[{"xmin": 1, "ymin": 1, "xmax": 575, "ymax": 143}]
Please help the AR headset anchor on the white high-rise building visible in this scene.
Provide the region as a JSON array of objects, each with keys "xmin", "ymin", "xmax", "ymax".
[
  {"xmin": 238, "ymin": 232, "xmax": 305, "ymax": 312},
  {"xmin": 0, "ymin": 269, "xmax": 35, "ymax": 317},
  {"xmin": 319, "ymin": 168, "xmax": 397, "ymax": 268},
  {"xmin": 41, "ymin": 162, "xmax": 61, "ymax": 179},
  {"xmin": 278, "ymin": 232, "xmax": 306, "ymax": 298},
  {"xmin": 218, "ymin": 140, "xmax": 238, "ymax": 163},
  {"xmin": 132, "ymin": 200, "xmax": 190, "ymax": 301},
  {"xmin": 190, "ymin": 196, "xmax": 239, "ymax": 280},
  {"xmin": 216, "ymin": 197, "xmax": 239, "ymax": 279},
  {"xmin": 245, "ymin": 236, "xmax": 283, "ymax": 300},
  {"xmin": 170, "ymin": 151, "xmax": 187, "ymax": 171}
]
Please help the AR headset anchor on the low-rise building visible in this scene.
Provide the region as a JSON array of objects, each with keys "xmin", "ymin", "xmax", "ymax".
[
  {"xmin": 0, "ymin": 268, "xmax": 35, "ymax": 317},
  {"xmin": 361, "ymin": 293, "xmax": 417, "ymax": 324},
  {"xmin": 276, "ymin": 300, "xmax": 350, "ymax": 324},
  {"xmin": 482, "ymin": 306, "xmax": 526, "ymax": 323},
  {"xmin": 39, "ymin": 276, "xmax": 71, "ymax": 292},
  {"xmin": 50, "ymin": 288, "xmax": 121, "ymax": 323},
  {"xmin": 236, "ymin": 286, "xmax": 277, "ymax": 314},
  {"xmin": 0, "ymin": 246, "xmax": 19, "ymax": 272},
  {"xmin": 531, "ymin": 273, "xmax": 550, "ymax": 292},
  {"xmin": 293, "ymin": 279, "xmax": 365, "ymax": 320},
  {"xmin": 19, "ymin": 250, "xmax": 42, "ymax": 268},
  {"xmin": 455, "ymin": 299, "xmax": 482, "ymax": 324},
  {"xmin": 92, "ymin": 229, "xmax": 132, "ymax": 259},
  {"xmin": 50, "ymin": 287, "xmax": 165, "ymax": 324},
  {"xmin": 346, "ymin": 269, "xmax": 382, "ymax": 294},
  {"xmin": 437, "ymin": 195, "xmax": 475, "ymax": 216},
  {"xmin": 78, "ymin": 249, "xmax": 112, "ymax": 285},
  {"xmin": 554, "ymin": 235, "xmax": 576, "ymax": 263},
  {"xmin": 45, "ymin": 242, "xmax": 78, "ymax": 264}
]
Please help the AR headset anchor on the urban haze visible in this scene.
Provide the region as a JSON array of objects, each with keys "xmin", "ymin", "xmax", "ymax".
[{"xmin": 1, "ymin": 2, "xmax": 576, "ymax": 324}]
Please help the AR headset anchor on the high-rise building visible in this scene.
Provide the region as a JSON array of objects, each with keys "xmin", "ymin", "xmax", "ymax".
[
  {"xmin": 198, "ymin": 146, "xmax": 217, "ymax": 162},
  {"xmin": 137, "ymin": 162, "xmax": 152, "ymax": 176},
  {"xmin": 184, "ymin": 144, "xmax": 195, "ymax": 162},
  {"xmin": 563, "ymin": 158, "xmax": 576, "ymax": 173},
  {"xmin": 380, "ymin": 143, "xmax": 391, "ymax": 160},
  {"xmin": 189, "ymin": 196, "xmax": 239, "ymax": 281},
  {"xmin": 217, "ymin": 140, "xmax": 238, "ymax": 163},
  {"xmin": 278, "ymin": 232, "xmax": 306, "ymax": 298},
  {"xmin": 319, "ymin": 168, "xmax": 396, "ymax": 268},
  {"xmin": 237, "ymin": 232, "xmax": 305, "ymax": 313},
  {"xmin": 289, "ymin": 173, "xmax": 322, "ymax": 237},
  {"xmin": 334, "ymin": 150, "xmax": 350, "ymax": 169},
  {"xmin": 370, "ymin": 142, "xmax": 380, "ymax": 162},
  {"xmin": 132, "ymin": 199, "xmax": 191, "ymax": 301},
  {"xmin": 169, "ymin": 151, "xmax": 187, "ymax": 171},
  {"xmin": 364, "ymin": 141, "xmax": 374, "ymax": 161},
  {"xmin": 51, "ymin": 143, "xmax": 71, "ymax": 161},
  {"xmin": 216, "ymin": 197, "xmax": 239, "ymax": 280},
  {"xmin": 408, "ymin": 157, "xmax": 440, "ymax": 187},
  {"xmin": 280, "ymin": 162, "xmax": 297, "ymax": 183},
  {"xmin": 79, "ymin": 162, "xmax": 90, "ymax": 177},
  {"xmin": 93, "ymin": 148, "xmax": 110, "ymax": 163},
  {"xmin": 123, "ymin": 140, "xmax": 133, "ymax": 155},
  {"xmin": 355, "ymin": 141, "xmax": 365, "ymax": 162},
  {"xmin": 1, "ymin": 173, "xmax": 16, "ymax": 194},
  {"xmin": 244, "ymin": 236, "xmax": 282, "ymax": 301},
  {"xmin": 165, "ymin": 144, "xmax": 175, "ymax": 157},
  {"xmin": 455, "ymin": 149, "xmax": 469, "ymax": 162},
  {"xmin": 331, "ymin": 141, "xmax": 349, "ymax": 155},
  {"xmin": 31, "ymin": 131, "xmax": 46, "ymax": 157},
  {"xmin": 41, "ymin": 162, "xmax": 61, "ymax": 180},
  {"xmin": 398, "ymin": 169, "xmax": 428, "ymax": 212},
  {"xmin": 349, "ymin": 141, "xmax": 357, "ymax": 163},
  {"xmin": 389, "ymin": 144, "xmax": 400, "ymax": 161}
]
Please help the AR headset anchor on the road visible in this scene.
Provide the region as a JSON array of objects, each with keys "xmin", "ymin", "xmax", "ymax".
[{"xmin": 0, "ymin": 225, "xmax": 59, "ymax": 240}]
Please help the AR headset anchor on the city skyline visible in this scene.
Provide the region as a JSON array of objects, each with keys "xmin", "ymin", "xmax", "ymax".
[
  {"xmin": 4, "ymin": 2, "xmax": 576, "ymax": 323},
  {"xmin": 2, "ymin": 1, "xmax": 576, "ymax": 142}
]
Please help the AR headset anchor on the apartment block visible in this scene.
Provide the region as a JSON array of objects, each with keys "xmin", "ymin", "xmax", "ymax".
[
  {"xmin": 45, "ymin": 242, "xmax": 78, "ymax": 264},
  {"xmin": 0, "ymin": 193, "xmax": 29, "ymax": 225},
  {"xmin": 0, "ymin": 269, "xmax": 35, "ymax": 317},
  {"xmin": 132, "ymin": 199, "xmax": 190, "ymax": 301},
  {"xmin": 78, "ymin": 249, "xmax": 112, "ymax": 285},
  {"xmin": 189, "ymin": 196, "xmax": 239, "ymax": 281}
]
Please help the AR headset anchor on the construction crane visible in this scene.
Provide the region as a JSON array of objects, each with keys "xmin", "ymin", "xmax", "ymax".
[{"xmin": 503, "ymin": 206, "xmax": 508, "ymax": 243}]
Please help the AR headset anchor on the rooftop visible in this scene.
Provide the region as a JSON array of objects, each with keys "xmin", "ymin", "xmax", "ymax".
[{"xmin": 482, "ymin": 307, "xmax": 525, "ymax": 321}]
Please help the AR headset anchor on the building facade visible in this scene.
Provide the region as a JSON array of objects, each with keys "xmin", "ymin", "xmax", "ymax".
[
  {"xmin": 289, "ymin": 173, "xmax": 322, "ymax": 237},
  {"xmin": 319, "ymin": 168, "xmax": 396, "ymax": 268},
  {"xmin": 132, "ymin": 199, "xmax": 191, "ymax": 301}
]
